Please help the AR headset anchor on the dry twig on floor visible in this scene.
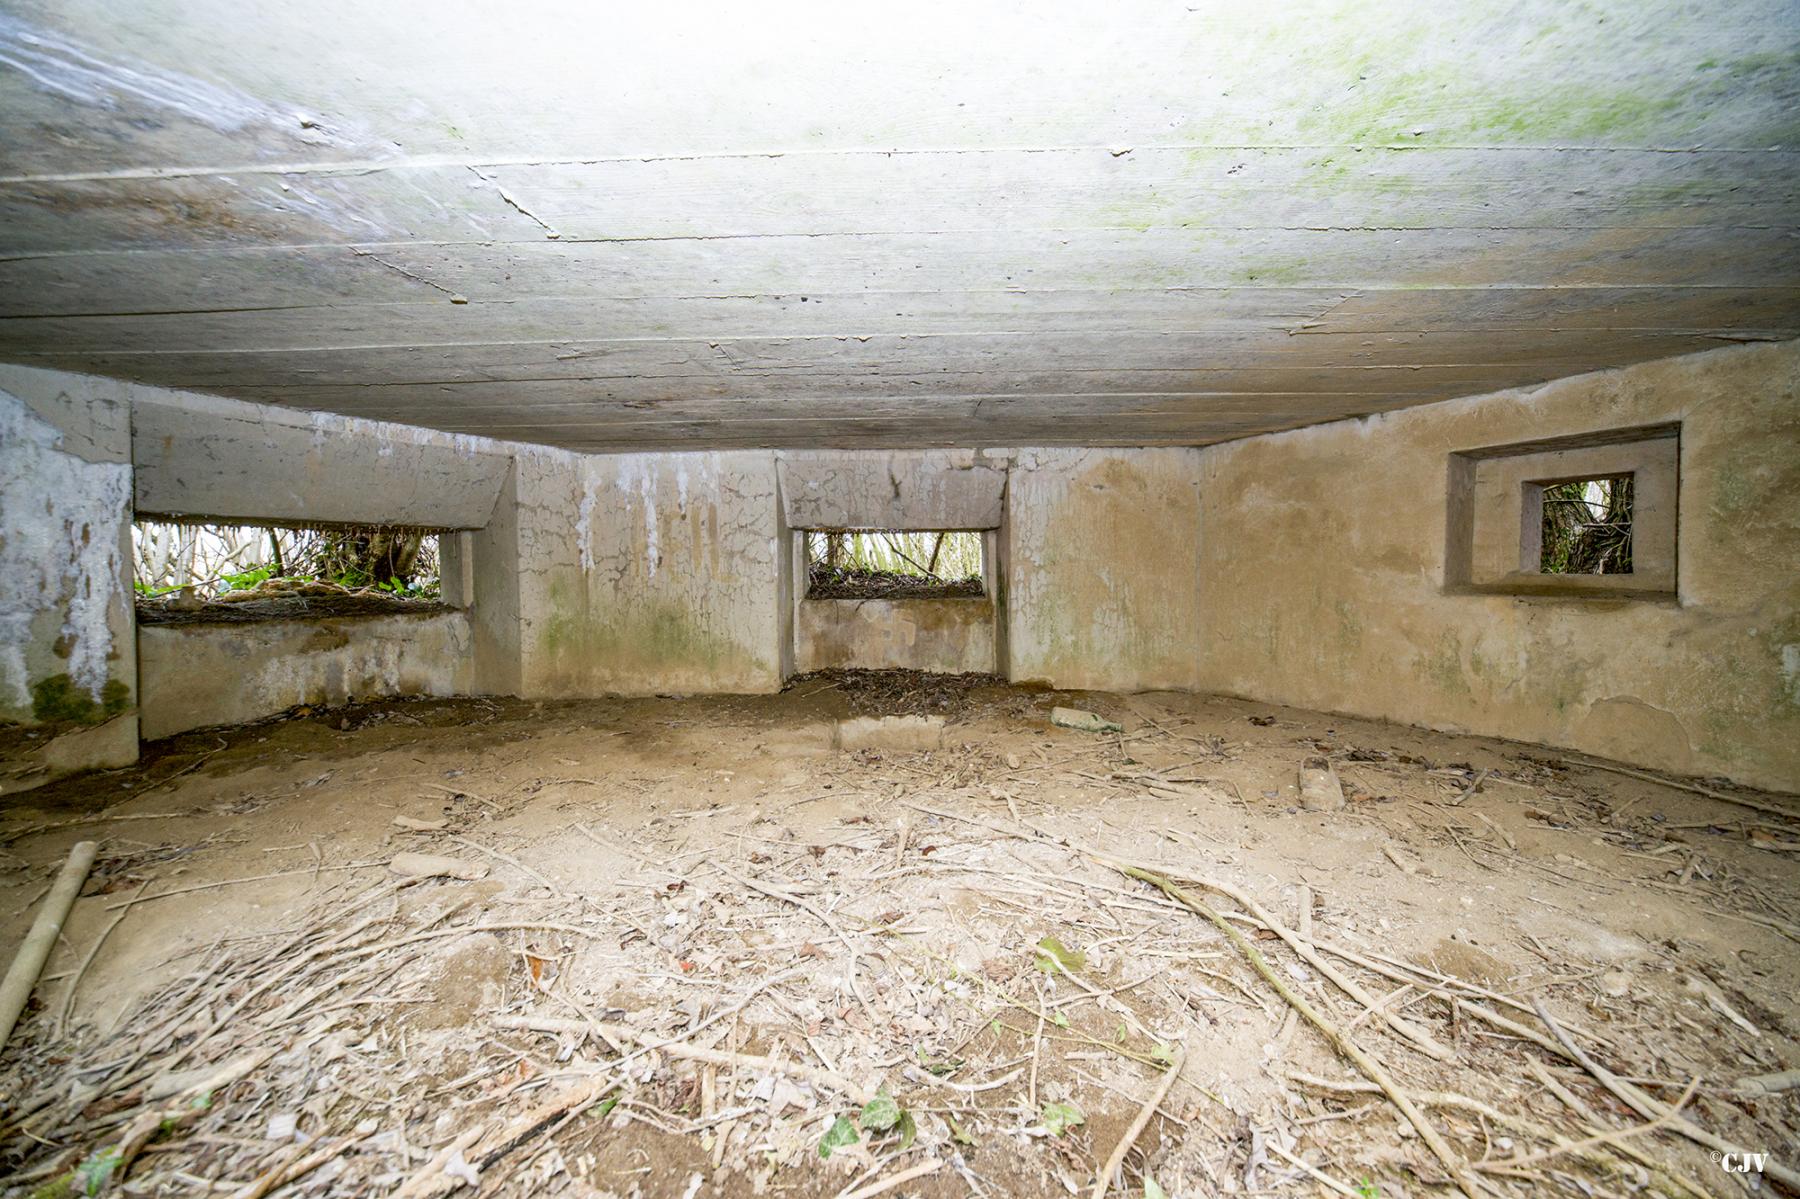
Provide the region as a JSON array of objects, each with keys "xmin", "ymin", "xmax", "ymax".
[
  {"xmin": 1090, "ymin": 1046, "xmax": 1187, "ymax": 1199},
  {"xmin": 837, "ymin": 1157, "xmax": 944, "ymax": 1199},
  {"xmin": 1121, "ymin": 865, "xmax": 1479, "ymax": 1199},
  {"xmin": 1533, "ymin": 998, "xmax": 1800, "ymax": 1189}
]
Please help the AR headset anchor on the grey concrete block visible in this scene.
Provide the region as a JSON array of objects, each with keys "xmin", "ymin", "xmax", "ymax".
[{"xmin": 834, "ymin": 715, "xmax": 945, "ymax": 752}]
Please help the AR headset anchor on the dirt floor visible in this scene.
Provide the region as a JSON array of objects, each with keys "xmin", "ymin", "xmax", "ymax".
[{"xmin": 1, "ymin": 675, "xmax": 1796, "ymax": 1198}]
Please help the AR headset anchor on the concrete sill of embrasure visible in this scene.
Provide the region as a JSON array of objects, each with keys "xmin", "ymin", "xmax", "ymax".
[
  {"xmin": 1442, "ymin": 583, "xmax": 1680, "ymax": 606},
  {"xmin": 802, "ymin": 595, "xmax": 993, "ymax": 605}
]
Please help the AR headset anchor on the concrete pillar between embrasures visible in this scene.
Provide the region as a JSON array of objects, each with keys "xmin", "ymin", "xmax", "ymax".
[
  {"xmin": 0, "ymin": 378, "xmax": 140, "ymax": 793},
  {"xmin": 440, "ymin": 531, "xmax": 476, "ymax": 609},
  {"xmin": 464, "ymin": 460, "xmax": 524, "ymax": 698}
]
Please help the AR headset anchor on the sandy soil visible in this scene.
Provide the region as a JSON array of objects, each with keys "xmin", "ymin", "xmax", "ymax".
[{"xmin": 0, "ymin": 677, "xmax": 1795, "ymax": 1197}]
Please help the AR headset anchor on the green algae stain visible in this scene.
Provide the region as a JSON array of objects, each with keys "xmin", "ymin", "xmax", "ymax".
[
  {"xmin": 1416, "ymin": 631, "xmax": 1469, "ymax": 697},
  {"xmin": 1094, "ymin": 195, "xmax": 1178, "ymax": 235},
  {"xmin": 30, "ymin": 675, "xmax": 130, "ymax": 724},
  {"xmin": 536, "ymin": 586, "xmax": 766, "ymax": 690},
  {"xmin": 1712, "ymin": 462, "xmax": 1757, "ymax": 517},
  {"xmin": 1240, "ymin": 258, "xmax": 1310, "ymax": 286},
  {"xmin": 1302, "ymin": 67, "xmax": 1697, "ymax": 147},
  {"xmin": 1291, "ymin": 38, "xmax": 1800, "ymax": 149},
  {"xmin": 1333, "ymin": 600, "xmax": 1363, "ymax": 657}
]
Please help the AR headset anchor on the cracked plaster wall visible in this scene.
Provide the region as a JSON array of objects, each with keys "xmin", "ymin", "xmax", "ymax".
[
  {"xmin": 1196, "ymin": 339, "xmax": 1800, "ymax": 792},
  {"xmin": 0, "ymin": 366, "xmax": 138, "ymax": 787},
  {"xmin": 2, "ymin": 368, "xmax": 1212, "ymax": 774},
  {"xmin": 516, "ymin": 450, "xmax": 782, "ymax": 696},
  {"xmin": 1005, "ymin": 447, "xmax": 1205, "ymax": 691}
]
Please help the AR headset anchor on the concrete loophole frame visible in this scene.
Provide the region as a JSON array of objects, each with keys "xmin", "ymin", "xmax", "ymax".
[
  {"xmin": 1445, "ymin": 422, "xmax": 1679, "ymax": 600},
  {"xmin": 790, "ymin": 528, "xmax": 1003, "ymax": 675}
]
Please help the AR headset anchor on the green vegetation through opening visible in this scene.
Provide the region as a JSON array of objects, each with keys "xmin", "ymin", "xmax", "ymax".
[
  {"xmin": 133, "ymin": 520, "xmax": 443, "ymax": 600},
  {"xmin": 805, "ymin": 530, "xmax": 984, "ymax": 599},
  {"xmin": 1539, "ymin": 475, "xmax": 1633, "ymax": 575}
]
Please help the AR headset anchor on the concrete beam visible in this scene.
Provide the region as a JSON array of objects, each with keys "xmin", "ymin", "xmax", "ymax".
[
  {"xmin": 131, "ymin": 389, "xmax": 511, "ymax": 529},
  {"xmin": 777, "ymin": 449, "xmax": 1008, "ymax": 530}
]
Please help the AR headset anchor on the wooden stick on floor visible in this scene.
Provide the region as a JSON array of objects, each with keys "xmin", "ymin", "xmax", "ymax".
[
  {"xmin": 1566, "ymin": 757, "xmax": 1798, "ymax": 822},
  {"xmin": 1173, "ymin": 871, "xmax": 1454, "ymax": 1062},
  {"xmin": 0, "ymin": 840, "xmax": 97, "ymax": 1048}
]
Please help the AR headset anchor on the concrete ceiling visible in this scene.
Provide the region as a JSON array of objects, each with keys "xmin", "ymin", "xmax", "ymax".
[{"xmin": 1, "ymin": 1, "xmax": 1796, "ymax": 452}]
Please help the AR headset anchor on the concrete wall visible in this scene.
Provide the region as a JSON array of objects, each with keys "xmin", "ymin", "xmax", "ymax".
[
  {"xmin": 1007, "ymin": 447, "xmax": 1204, "ymax": 691},
  {"xmin": 796, "ymin": 597, "xmax": 997, "ymax": 674},
  {"xmin": 7, "ymin": 367, "xmax": 1219, "ymax": 776},
  {"xmin": 0, "ymin": 368, "xmax": 525, "ymax": 788},
  {"xmin": 0, "ymin": 367, "xmax": 139, "ymax": 790},
  {"xmin": 0, "ymin": 370, "xmax": 1215, "ymax": 731},
  {"xmin": 20, "ymin": 348, "xmax": 1791, "ymax": 789},
  {"xmin": 1196, "ymin": 339, "xmax": 1800, "ymax": 792},
  {"xmin": 138, "ymin": 612, "xmax": 474, "ymax": 739},
  {"xmin": 515, "ymin": 451, "xmax": 784, "ymax": 696}
]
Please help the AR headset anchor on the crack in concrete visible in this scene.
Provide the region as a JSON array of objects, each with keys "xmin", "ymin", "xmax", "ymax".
[
  {"xmin": 11, "ymin": 322, "xmax": 1789, "ymax": 359},
  {"xmin": 349, "ymin": 247, "xmax": 467, "ymax": 303},
  {"xmin": 467, "ymin": 168, "xmax": 562, "ymax": 240}
]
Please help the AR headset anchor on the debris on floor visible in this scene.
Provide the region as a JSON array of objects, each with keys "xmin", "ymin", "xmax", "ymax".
[
  {"xmin": 783, "ymin": 669, "xmax": 1009, "ymax": 719},
  {"xmin": 137, "ymin": 578, "xmax": 448, "ymax": 627},
  {"xmin": 1297, "ymin": 757, "xmax": 1346, "ymax": 812},
  {"xmin": 1, "ymin": 681, "xmax": 1796, "ymax": 1197},
  {"xmin": 1051, "ymin": 707, "xmax": 1123, "ymax": 734}
]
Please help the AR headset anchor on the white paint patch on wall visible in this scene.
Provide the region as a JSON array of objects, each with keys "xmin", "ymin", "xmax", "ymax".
[
  {"xmin": 0, "ymin": 389, "xmax": 130, "ymax": 712},
  {"xmin": 611, "ymin": 456, "xmax": 663, "ymax": 578},
  {"xmin": 575, "ymin": 485, "xmax": 598, "ymax": 572}
]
